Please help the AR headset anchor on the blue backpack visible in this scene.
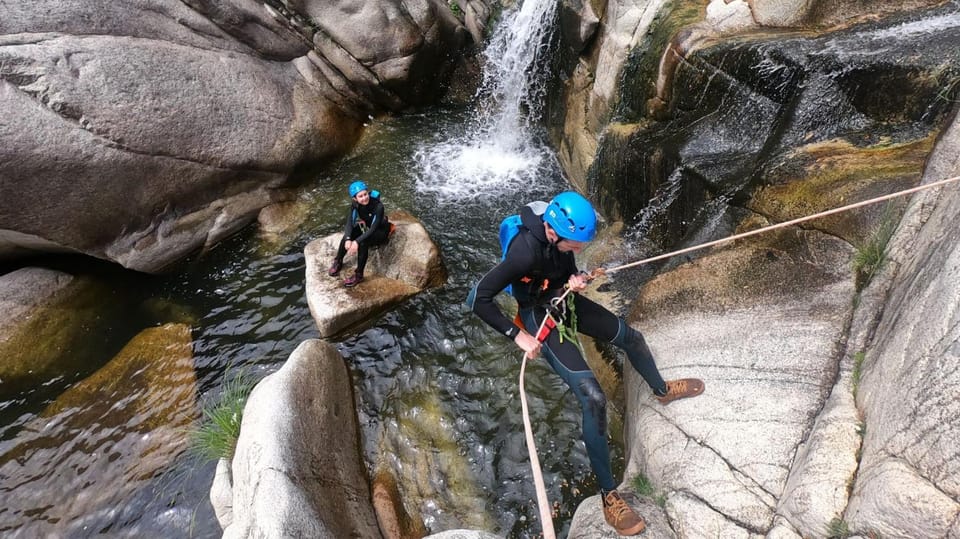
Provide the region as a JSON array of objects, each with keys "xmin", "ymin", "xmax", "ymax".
[
  {"xmin": 498, "ymin": 202, "xmax": 549, "ymax": 295},
  {"xmin": 465, "ymin": 203, "xmax": 546, "ymax": 308},
  {"xmin": 498, "ymin": 215, "xmax": 524, "ymax": 295}
]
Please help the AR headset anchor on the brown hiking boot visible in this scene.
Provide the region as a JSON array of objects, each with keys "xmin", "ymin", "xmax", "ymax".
[
  {"xmin": 656, "ymin": 378, "xmax": 705, "ymax": 404},
  {"xmin": 602, "ymin": 490, "xmax": 646, "ymax": 536}
]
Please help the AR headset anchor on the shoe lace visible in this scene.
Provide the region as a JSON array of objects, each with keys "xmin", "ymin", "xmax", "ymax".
[
  {"xmin": 605, "ymin": 494, "xmax": 631, "ymax": 523},
  {"xmin": 667, "ymin": 379, "xmax": 687, "ymax": 395}
]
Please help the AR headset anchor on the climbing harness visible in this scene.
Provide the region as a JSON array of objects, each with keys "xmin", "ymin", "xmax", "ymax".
[{"xmin": 515, "ymin": 173, "xmax": 960, "ymax": 539}]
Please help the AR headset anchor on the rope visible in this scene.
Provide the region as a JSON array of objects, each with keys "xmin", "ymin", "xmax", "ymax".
[
  {"xmin": 518, "ymin": 287, "xmax": 574, "ymax": 539},
  {"xmin": 601, "ymin": 174, "xmax": 960, "ymax": 275},
  {"xmin": 514, "ymin": 173, "xmax": 960, "ymax": 537}
]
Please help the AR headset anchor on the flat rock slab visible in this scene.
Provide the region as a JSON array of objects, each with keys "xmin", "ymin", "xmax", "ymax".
[
  {"xmin": 304, "ymin": 211, "xmax": 446, "ymax": 338},
  {"xmin": 620, "ymin": 228, "xmax": 857, "ymax": 536}
]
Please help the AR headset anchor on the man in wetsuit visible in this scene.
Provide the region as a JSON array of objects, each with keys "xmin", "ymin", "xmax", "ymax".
[
  {"xmin": 328, "ymin": 180, "xmax": 391, "ymax": 287},
  {"xmin": 468, "ymin": 191, "xmax": 704, "ymax": 536}
]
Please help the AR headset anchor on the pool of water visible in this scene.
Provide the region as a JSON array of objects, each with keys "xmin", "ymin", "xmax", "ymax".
[{"xmin": 0, "ymin": 106, "xmax": 625, "ymax": 538}]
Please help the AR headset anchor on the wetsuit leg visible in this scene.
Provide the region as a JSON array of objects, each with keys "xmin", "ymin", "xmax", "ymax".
[
  {"xmin": 356, "ymin": 226, "xmax": 389, "ymax": 274},
  {"xmin": 519, "ymin": 307, "xmax": 616, "ymax": 491},
  {"xmin": 356, "ymin": 243, "xmax": 371, "ymax": 274},
  {"xmin": 336, "ymin": 226, "xmax": 362, "ymax": 261},
  {"xmin": 569, "ymin": 295, "xmax": 667, "ymax": 394}
]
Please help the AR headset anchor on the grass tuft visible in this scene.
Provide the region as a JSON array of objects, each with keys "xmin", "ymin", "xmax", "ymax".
[
  {"xmin": 853, "ymin": 206, "xmax": 898, "ymax": 289},
  {"xmin": 631, "ymin": 472, "xmax": 656, "ymax": 497},
  {"xmin": 827, "ymin": 517, "xmax": 851, "ymax": 538},
  {"xmin": 190, "ymin": 373, "xmax": 255, "ymax": 463},
  {"xmin": 852, "ymin": 351, "xmax": 866, "ymax": 396}
]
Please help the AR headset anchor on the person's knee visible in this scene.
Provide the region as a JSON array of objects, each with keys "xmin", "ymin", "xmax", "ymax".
[
  {"xmin": 613, "ymin": 319, "xmax": 647, "ymax": 349},
  {"xmin": 577, "ymin": 377, "xmax": 607, "ymax": 429}
]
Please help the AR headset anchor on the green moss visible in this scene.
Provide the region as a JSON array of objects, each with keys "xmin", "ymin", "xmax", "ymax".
[
  {"xmin": 827, "ymin": 517, "xmax": 852, "ymax": 538},
  {"xmin": 750, "ymin": 135, "xmax": 934, "ymax": 248},
  {"xmin": 615, "ymin": 0, "xmax": 706, "ymax": 122}
]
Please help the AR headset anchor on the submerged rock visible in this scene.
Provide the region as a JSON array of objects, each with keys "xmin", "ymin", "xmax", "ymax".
[
  {"xmin": 304, "ymin": 211, "xmax": 446, "ymax": 338},
  {"xmin": 0, "ymin": 323, "xmax": 196, "ymax": 536},
  {"xmin": 0, "ymin": 267, "xmax": 120, "ymax": 398},
  {"xmin": 374, "ymin": 387, "xmax": 495, "ymax": 534},
  {"xmin": 371, "ymin": 468, "xmax": 429, "ymax": 539}
]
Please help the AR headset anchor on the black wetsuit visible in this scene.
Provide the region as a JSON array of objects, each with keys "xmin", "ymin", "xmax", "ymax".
[
  {"xmin": 468, "ymin": 203, "xmax": 667, "ymax": 492},
  {"xmin": 335, "ymin": 196, "xmax": 390, "ymax": 274}
]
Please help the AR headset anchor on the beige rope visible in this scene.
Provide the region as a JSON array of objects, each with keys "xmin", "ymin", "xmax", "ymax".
[
  {"xmin": 519, "ymin": 354, "xmax": 556, "ymax": 539},
  {"xmin": 518, "ymin": 287, "xmax": 573, "ymax": 539},
  {"xmin": 601, "ymin": 174, "xmax": 960, "ymax": 275}
]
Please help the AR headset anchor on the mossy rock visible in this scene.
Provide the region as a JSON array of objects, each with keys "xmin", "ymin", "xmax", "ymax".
[
  {"xmin": 0, "ymin": 268, "xmax": 120, "ymax": 398},
  {"xmin": 749, "ymin": 134, "xmax": 937, "ymax": 246}
]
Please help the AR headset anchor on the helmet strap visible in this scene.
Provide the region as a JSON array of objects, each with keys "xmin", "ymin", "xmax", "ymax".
[{"xmin": 543, "ymin": 222, "xmax": 560, "ymax": 245}]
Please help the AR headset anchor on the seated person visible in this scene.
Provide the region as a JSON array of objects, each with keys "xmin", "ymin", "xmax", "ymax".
[{"xmin": 328, "ymin": 180, "xmax": 391, "ymax": 287}]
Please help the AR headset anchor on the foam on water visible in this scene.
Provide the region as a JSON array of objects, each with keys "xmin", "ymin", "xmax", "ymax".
[
  {"xmin": 414, "ymin": 0, "xmax": 560, "ymax": 202},
  {"xmin": 819, "ymin": 9, "xmax": 960, "ymax": 57},
  {"xmin": 414, "ymin": 138, "xmax": 548, "ymax": 199}
]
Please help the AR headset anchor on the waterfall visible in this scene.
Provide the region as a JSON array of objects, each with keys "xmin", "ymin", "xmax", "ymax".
[{"xmin": 414, "ymin": 0, "xmax": 561, "ymax": 201}]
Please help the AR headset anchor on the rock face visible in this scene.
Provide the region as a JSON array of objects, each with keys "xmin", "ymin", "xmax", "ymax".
[
  {"xmin": 304, "ymin": 211, "xmax": 446, "ymax": 337},
  {"xmin": 223, "ymin": 339, "xmax": 382, "ymax": 538},
  {"xmin": 549, "ymin": 2, "xmax": 960, "ymax": 533},
  {"xmin": 843, "ymin": 109, "xmax": 960, "ymax": 538},
  {"xmin": 616, "ymin": 226, "xmax": 856, "ymax": 537},
  {"xmin": 564, "ymin": 20, "xmax": 960, "ymax": 539},
  {"xmin": 0, "ymin": 323, "xmax": 196, "ymax": 536},
  {"xmin": 0, "ymin": 0, "xmax": 468, "ymax": 272}
]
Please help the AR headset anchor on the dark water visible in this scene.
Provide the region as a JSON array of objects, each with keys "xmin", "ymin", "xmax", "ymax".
[{"xmin": 0, "ymin": 106, "xmax": 624, "ymax": 538}]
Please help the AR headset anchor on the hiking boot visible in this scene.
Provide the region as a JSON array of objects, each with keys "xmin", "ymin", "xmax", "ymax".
[
  {"xmin": 656, "ymin": 378, "xmax": 705, "ymax": 405},
  {"xmin": 328, "ymin": 259, "xmax": 343, "ymax": 277},
  {"xmin": 602, "ymin": 490, "xmax": 646, "ymax": 536},
  {"xmin": 343, "ymin": 271, "xmax": 364, "ymax": 288}
]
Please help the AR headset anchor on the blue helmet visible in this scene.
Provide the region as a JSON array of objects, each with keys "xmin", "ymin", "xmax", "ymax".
[
  {"xmin": 348, "ymin": 180, "xmax": 368, "ymax": 197},
  {"xmin": 543, "ymin": 191, "xmax": 597, "ymax": 242}
]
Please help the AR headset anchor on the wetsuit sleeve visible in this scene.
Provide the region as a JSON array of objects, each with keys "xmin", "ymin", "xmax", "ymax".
[
  {"xmin": 342, "ymin": 205, "xmax": 355, "ymax": 239},
  {"xmin": 355, "ymin": 201, "xmax": 385, "ymax": 245},
  {"xmin": 471, "ymin": 240, "xmax": 538, "ymax": 339}
]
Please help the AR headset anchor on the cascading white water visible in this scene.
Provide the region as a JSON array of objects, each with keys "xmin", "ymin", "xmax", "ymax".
[{"xmin": 414, "ymin": 0, "xmax": 561, "ymax": 200}]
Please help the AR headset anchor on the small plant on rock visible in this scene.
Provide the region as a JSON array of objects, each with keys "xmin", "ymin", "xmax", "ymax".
[
  {"xmin": 448, "ymin": 0, "xmax": 462, "ymax": 17},
  {"xmin": 827, "ymin": 517, "xmax": 851, "ymax": 538},
  {"xmin": 852, "ymin": 350, "xmax": 866, "ymax": 396},
  {"xmin": 853, "ymin": 207, "xmax": 898, "ymax": 289},
  {"xmin": 631, "ymin": 471, "xmax": 666, "ymax": 506},
  {"xmin": 190, "ymin": 371, "xmax": 255, "ymax": 462}
]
